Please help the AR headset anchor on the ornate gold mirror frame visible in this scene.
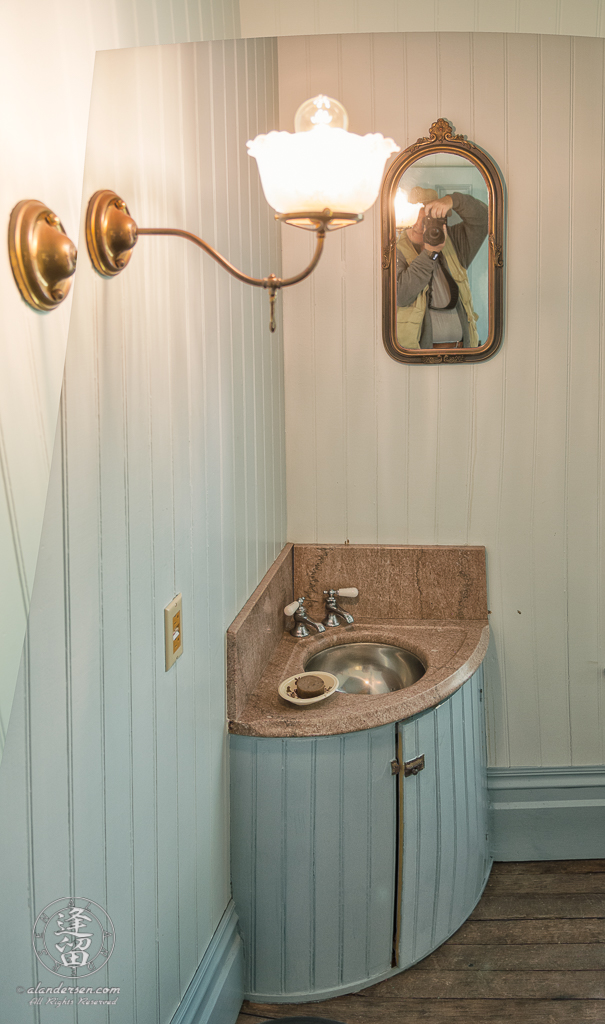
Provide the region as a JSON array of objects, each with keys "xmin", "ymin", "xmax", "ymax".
[{"xmin": 381, "ymin": 119, "xmax": 504, "ymax": 364}]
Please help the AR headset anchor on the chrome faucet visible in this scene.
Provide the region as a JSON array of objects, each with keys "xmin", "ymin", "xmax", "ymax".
[
  {"xmin": 323, "ymin": 587, "xmax": 358, "ymax": 627},
  {"xmin": 284, "ymin": 597, "xmax": 326, "ymax": 638}
]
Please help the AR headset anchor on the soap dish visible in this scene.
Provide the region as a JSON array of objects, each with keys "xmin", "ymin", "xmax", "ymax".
[{"xmin": 278, "ymin": 672, "xmax": 338, "ymax": 707}]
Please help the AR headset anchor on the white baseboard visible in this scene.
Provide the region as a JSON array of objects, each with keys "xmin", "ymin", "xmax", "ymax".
[
  {"xmin": 488, "ymin": 766, "xmax": 605, "ymax": 861},
  {"xmin": 170, "ymin": 901, "xmax": 243, "ymax": 1024}
]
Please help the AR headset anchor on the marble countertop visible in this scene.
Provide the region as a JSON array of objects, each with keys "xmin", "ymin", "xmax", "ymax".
[{"xmin": 228, "ymin": 617, "xmax": 489, "ymax": 738}]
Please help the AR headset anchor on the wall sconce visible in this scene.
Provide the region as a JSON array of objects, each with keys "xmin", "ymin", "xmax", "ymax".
[
  {"xmin": 9, "ymin": 200, "xmax": 77, "ymax": 311},
  {"xmin": 85, "ymin": 96, "xmax": 399, "ymax": 331}
]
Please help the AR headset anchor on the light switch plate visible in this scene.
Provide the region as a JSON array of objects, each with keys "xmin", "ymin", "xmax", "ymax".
[{"xmin": 164, "ymin": 594, "xmax": 183, "ymax": 671}]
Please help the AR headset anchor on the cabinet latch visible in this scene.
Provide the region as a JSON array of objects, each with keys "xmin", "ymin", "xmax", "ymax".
[
  {"xmin": 391, "ymin": 754, "xmax": 426, "ymax": 776},
  {"xmin": 403, "ymin": 754, "xmax": 425, "ymax": 777}
]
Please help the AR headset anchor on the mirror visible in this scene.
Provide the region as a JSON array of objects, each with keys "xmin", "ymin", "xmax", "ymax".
[{"xmin": 381, "ymin": 119, "xmax": 504, "ymax": 364}]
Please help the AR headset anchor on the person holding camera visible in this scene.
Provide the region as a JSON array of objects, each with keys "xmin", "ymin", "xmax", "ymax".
[{"xmin": 396, "ymin": 187, "xmax": 488, "ymax": 350}]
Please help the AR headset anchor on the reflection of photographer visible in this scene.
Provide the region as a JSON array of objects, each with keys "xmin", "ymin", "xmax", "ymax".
[{"xmin": 396, "ymin": 187, "xmax": 488, "ymax": 350}]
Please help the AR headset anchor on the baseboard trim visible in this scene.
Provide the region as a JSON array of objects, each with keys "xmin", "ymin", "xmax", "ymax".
[
  {"xmin": 488, "ymin": 766, "xmax": 605, "ymax": 861},
  {"xmin": 170, "ymin": 901, "xmax": 243, "ymax": 1024}
]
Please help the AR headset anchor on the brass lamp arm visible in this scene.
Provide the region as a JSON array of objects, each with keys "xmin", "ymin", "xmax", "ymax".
[
  {"xmin": 137, "ymin": 225, "xmax": 326, "ymax": 332},
  {"xmin": 137, "ymin": 226, "xmax": 325, "ymax": 290},
  {"xmin": 86, "ymin": 191, "xmax": 346, "ymax": 334}
]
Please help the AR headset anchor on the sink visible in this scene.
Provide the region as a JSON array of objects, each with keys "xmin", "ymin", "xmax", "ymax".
[{"xmin": 305, "ymin": 642, "xmax": 425, "ymax": 695}]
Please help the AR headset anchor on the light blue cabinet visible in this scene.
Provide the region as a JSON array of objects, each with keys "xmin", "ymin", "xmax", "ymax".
[
  {"xmin": 230, "ymin": 666, "xmax": 490, "ymax": 1003},
  {"xmin": 396, "ymin": 664, "xmax": 491, "ymax": 969}
]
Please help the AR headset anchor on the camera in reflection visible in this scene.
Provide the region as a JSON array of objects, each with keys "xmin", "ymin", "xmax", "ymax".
[{"xmin": 423, "ymin": 216, "xmax": 447, "ymax": 247}]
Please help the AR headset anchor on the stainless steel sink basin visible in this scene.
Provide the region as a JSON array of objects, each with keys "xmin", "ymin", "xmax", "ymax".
[{"xmin": 305, "ymin": 642, "xmax": 425, "ymax": 695}]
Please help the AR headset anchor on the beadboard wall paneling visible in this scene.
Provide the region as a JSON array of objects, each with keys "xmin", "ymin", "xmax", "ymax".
[
  {"xmin": 279, "ymin": 32, "xmax": 605, "ymax": 770},
  {"xmin": 0, "ymin": 37, "xmax": 284, "ymax": 1024},
  {"xmin": 0, "ymin": 0, "xmax": 240, "ymax": 757},
  {"xmin": 240, "ymin": 0, "xmax": 605, "ymax": 38}
]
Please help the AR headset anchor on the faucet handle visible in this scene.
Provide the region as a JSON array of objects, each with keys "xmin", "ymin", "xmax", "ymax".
[
  {"xmin": 323, "ymin": 587, "xmax": 359, "ymax": 599},
  {"xmin": 322, "ymin": 588, "xmax": 357, "ymax": 627},
  {"xmin": 286, "ymin": 597, "xmax": 326, "ymax": 638}
]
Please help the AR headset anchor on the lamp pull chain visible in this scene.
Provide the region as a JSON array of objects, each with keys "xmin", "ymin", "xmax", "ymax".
[{"xmin": 265, "ymin": 275, "xmax": 279, "ymax": 333}]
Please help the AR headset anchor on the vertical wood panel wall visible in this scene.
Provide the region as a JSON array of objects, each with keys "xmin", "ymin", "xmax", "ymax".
[
  {"xmin": 0, "ymin": 0, "xmax": 240, "ymax": 755},
  {"xmin": 241, "ymin": 0, "xmax": 605, "ymax": 39},
  {"xmin": 0, "ymin": 38, "xmax": 284, "ymax": 1024},
  {"xmin": 278, "ymin": 31, "xmax": 605, "ymax": 770}
]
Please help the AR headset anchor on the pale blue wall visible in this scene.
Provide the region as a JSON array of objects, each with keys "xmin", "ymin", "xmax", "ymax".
[
  {"xmin": 0, "ymin": 0, "xmax": 242, "ymax": 763},
  {"xmin": 0, "ymin": 37, "xmax": 285, "ymax": 1024}
]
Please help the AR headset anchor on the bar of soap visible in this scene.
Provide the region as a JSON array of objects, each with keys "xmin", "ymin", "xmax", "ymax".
[{"xmin": 295, "ymin": 674, "xmax": 326, "ymax": 699}]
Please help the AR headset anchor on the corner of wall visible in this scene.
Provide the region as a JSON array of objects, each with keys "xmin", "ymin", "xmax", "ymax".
[{"xmin": 170, "ymin": 902, "xmax": 243, "ymax": 1024}]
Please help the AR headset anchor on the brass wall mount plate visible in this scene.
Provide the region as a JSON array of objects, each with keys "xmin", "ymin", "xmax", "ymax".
[
  {"xmin": 86, "ymin": 190, "xmax": 138, "ymax": 276},
  {"xmin": 9, "ymin": 200, "xmax": 77, "ymax": 311}
]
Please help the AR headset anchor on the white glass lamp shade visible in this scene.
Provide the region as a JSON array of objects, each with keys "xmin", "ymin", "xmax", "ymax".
[
  {"xmin": 247, "ymin": 95, "xmax": 399, "ymax": 216},
  {"xmin": 394, "ymin": 190, "xmax": 423, "ymax": 228}
]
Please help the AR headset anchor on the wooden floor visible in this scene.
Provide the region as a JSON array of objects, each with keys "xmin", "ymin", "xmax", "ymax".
[{"xmin": 237, "ymin": 860, "xmax": 605, "ymax": 1023}]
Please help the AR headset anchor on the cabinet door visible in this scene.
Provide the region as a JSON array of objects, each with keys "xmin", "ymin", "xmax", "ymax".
[
  {"xmin": 396, "ymin": 666, "xmax": 490, "ymax": 968},
  {"xmin": 231, "ymin": 724, "xmax": 396, "ymax": 1001}
]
